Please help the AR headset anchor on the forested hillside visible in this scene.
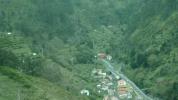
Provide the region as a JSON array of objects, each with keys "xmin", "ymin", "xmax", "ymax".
[{"xmin": 0, "ymin": 0, "xmax": 178, "ymax": 100}]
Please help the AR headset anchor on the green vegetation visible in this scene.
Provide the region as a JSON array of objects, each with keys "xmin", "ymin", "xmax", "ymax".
[
  {"xmin": 0, "ymin": 67, "xmax": 89, "ymax": 100},
  {"xmin": 0, "ymin": 0, "xmax": 178, "ymax": 99}
]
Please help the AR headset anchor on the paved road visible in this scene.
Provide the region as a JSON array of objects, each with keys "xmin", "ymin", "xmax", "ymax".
[{"xmin": 102, "ymin": 60, "xmax": 153, "ymax": 100}]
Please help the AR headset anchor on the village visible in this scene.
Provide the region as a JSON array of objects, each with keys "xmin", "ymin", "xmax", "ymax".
[
  {"xmin": 81, "ymin": 53, "xmax": 137, "ymax": 100},
  {"xmin": 91, "ymin": 67, "xmax": 134, "ymax": 100}
]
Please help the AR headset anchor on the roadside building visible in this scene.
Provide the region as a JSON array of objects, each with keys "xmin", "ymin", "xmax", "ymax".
[
  {"xmin": 118, "ymin": 79, "xmax": 126, "ymax": 86},
  {"xmin": 117, "ymin": 79, "xmax": 129, "ymax": 99},
  {"xmin": 118, "ymin": 90, "xmax": 128, "ymax": 99},
  {"xmin": 115, "ymin": 75, "xmax": 120, "ymax": 80},
  {"xmin": 98, "ymin": 53, "xmax": 106, "ymax": 59},
  {"xmin": 97, "ymin": 84, "xmax": 101, "ymax": 88}
]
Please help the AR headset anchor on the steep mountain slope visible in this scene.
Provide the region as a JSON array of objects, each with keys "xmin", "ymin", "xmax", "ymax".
[
  {"xmin": 0, "ymin": 33, "xmax": 102, "ymax": 99},
  {"xmin": 124, "ymin": 11, "xmax": 178, "ymax": 100},
  {"xmin": 116, "ymin": 1, "xmax": 178, "ymax": 99},
  {"xmin": 0, "ymin": 67, "xmax": 89, "ymax": 100},
  {"xmin": 0, "ymin": 0, "xmax": 178, "ymax": 100}
]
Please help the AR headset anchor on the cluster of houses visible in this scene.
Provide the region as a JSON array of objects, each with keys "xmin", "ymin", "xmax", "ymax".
[
  {"xmin": 117, "ymin": 79, "xmax": 133, "ymax": 99},
  {"xmin": 92, "ymin": 69, "xmax": 113, "ymax": 90},
  {"xmin": 92, "ymin": 68, "xmax": 118, "ymax": 100},
  {"xmin": 81, "ymin": 52, "xmax": 133, "ymax": 99},
  {"xmin": 92, "ymin": 68, "xmax": 133, "ymax": 100}
]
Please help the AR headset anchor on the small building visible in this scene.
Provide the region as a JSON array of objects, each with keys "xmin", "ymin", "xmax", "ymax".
[
  {"xmin": 32, "ymin": 53, "xmax": 37, "ymax": 56},
  {"xmin": 118, "ymin": 91, "xmax": 128, "ymax": 99},
  {"xmin": 118, "ymin": 79, "xmax": 126, "ymax": 86},
  {"xmin": 115, "ymin": 75, "xmax": 120, "ymax": 80},
  {"xmin": 118, "ymin": 86, "xmax": 130, "ymax": 99},
  {"xmin": 80, "ymin": 89, "xmax": 90, "ymax": 96},
  {"xmin": 7, "ymin": 32, "xmax": 12, "ymax": 35},
  {"xmin": 107, "ymin": 82, "xmax": 113, "ymax": 86},
  {"xmin": 98, "ymin": 53, "xmax": 106, "ymax": 59},
  {"xmin": 117, "ymin": 80, "xmax": 129, "ymax": 99},
  {"xmin": 106, "ymin": 55, "xmax": 112, "ymax": 61},
  {"xmin": 118, "ymin": 86, "xmax": 129, "ymax": 98}
]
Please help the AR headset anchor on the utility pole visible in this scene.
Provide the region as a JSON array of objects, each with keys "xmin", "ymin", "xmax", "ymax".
[
  {"xmin": 41, "ymin": 47, "xmax": 44, "ymax": 57},
  {"xmin": 17, "ymin": 89, "xmax": 21, "ymax": 100}
]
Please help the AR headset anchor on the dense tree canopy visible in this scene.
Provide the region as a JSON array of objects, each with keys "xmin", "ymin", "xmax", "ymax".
[{"xmin": 0, "ymin": 0, "xmax": 178, "ymax": 99}]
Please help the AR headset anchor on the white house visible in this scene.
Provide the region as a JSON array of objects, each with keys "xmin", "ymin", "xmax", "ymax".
[
  {"xmin": 80, "ymin": 89, "xmax": 90, "ymax": 96},
  {"xmin": 97, "ymin": 84, "xmax": 101, "ymax": 88},
  {"xmin": 106, "ymin": 55, "xmax": 112, "ymax": 61},
  {"xmin": 107, "ymin": 82, "xmax": 113, "ymax": 86},
  {"xmin": 7, "ymin": 32, "xmax": 12, "ymax": 35},
  {"xmin": 32, "ymin": 53, "xmax": 37, "ymax": 56}
]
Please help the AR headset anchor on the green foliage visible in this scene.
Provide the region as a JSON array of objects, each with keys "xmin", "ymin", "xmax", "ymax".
[
  {"xmin": 0, "ymin": 66, "xmax": 31, "ymax": 88},
  {"xmin": 0, "ymin": 49, "xmax": 19, "ymax": 67},
  {"xmin": 0, "ymin": 67, "xmax": 90, "ymax": 100},
  {"xmin": 88, "ymin": 26, "xmax": 114, "ymax": 53},
  {"xmin": 0, "ymin": 0, "xmax": 178, "ymax": 99},
  {"xmin": 21, "ymin": 55, "xmax": 44, "ymax": 76},
  {"xmin": 122, "ymin": 2, "xmax": 178, "ymax": 99},
  {"xmin": 76, "ymin": 44, "xmax": 94, "ymax": 64}
]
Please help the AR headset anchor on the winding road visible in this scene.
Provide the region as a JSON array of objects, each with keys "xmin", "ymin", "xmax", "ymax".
[{"xmin": 102, "ymin": 59, "xmax": 153, "ymax": 100}]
